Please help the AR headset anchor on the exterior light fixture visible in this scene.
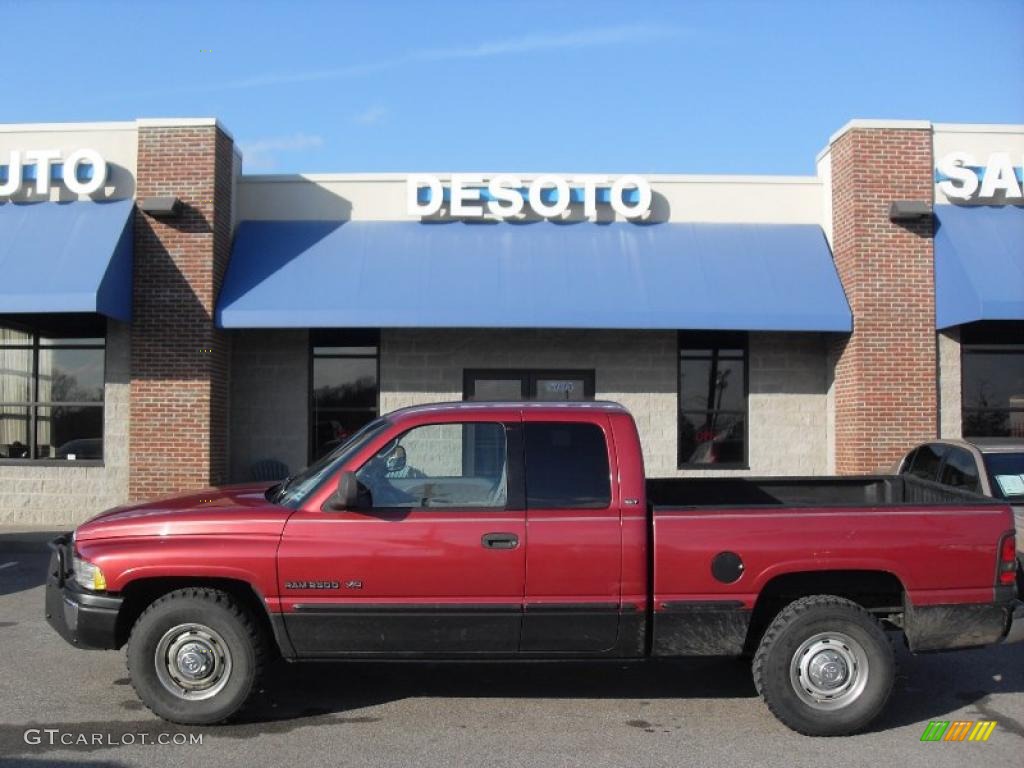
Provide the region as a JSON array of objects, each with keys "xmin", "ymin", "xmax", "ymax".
[
  {"xmin": 139, "ymin": 196, "xmax": 183, "ymax": 217},
  {"xmin": 888, "ymin": 200, "xmax": 933, "ymax": 221}
]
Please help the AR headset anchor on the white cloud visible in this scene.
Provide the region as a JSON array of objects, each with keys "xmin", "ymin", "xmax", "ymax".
[
  {"xmin": 353, "ymin": 105, "xmax": 387, "ymax": 125},
  {"xmin": 178, "ymin": 24, "xmax": 683, "ymax": 94},
  {"xmin": 238, "ymin": 132, "xmax": 324, "ymax": 171}
]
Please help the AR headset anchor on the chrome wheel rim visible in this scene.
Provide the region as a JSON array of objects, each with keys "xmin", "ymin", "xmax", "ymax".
[
  {"xmin": 154, "ymin": 623, "xmax": 232, "ymax": 701},
  {"xmin": 789, "ymin": 631, "xmax": 869, "ymax": 710}
]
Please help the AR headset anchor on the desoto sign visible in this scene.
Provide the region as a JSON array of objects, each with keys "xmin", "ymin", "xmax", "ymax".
[
  {"xmin": 0, "ymin": 148, "xmax": 108, "ymax": 197},
  {"xmin": 407, "ymin": 174, "xmax": 652, "ymax": 219},
  {"xmin": 936, "ymin": 152, "xmax": 1024, "ymax": 200}
]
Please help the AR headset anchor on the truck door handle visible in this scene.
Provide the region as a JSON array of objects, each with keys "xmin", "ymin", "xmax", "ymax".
[{"xmin": 482, "ymin": 533, "xmax": 519, "ymax": 550}]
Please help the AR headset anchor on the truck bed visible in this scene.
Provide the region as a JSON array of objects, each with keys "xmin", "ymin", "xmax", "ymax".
[
  {"xmin": 646, "ymin": 474, "xmax": 995, "ymax": 509},
  {"xmin": 646, "ymin": 474, "xmax": 1014, "ymax": 657}
]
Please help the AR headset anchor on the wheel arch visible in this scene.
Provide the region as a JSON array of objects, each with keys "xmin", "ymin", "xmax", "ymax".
[
  {"xmin": 744, "ymin": 569, "xmax": 906, "ymax": 654},
  {"xmin": 115, "ymin": 577, "xmax": 291, "ymax": 657}
]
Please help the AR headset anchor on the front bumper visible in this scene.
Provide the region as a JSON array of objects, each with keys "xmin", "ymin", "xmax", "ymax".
[
  {"xmin": 44, "ymin": 535, "xmax": 122, "ymax": 650},
  {"xmin": 1005, "ymin": 601, "xmax": 1024, "ymax": 645}
]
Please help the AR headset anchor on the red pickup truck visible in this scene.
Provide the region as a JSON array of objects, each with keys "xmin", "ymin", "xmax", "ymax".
[{"xmin": 46, "ymin": 401, "xmax": 1022, "ymax": 736}]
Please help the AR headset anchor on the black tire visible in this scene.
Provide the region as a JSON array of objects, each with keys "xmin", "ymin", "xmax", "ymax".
[
  {"xmin": 127, "ymin": 588, "xmax": 267, "ymax": 724},
  {"xmin": 752, "ymin": 595, "xmax": 895, "ymax": 737}
]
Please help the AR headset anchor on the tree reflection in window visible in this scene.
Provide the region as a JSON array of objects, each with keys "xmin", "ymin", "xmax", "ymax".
[{"xmin": 961, "ymin": 323, "xmax": 1024, "ymax": 438}]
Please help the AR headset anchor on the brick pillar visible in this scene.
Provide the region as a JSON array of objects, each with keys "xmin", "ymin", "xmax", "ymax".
[
  {"xmin": 130, "ymin": 122, "xmax": 234, "ymax": 499},
  {"xmin": 830, "ymin": 126, "xmax": 937, "ymax": 473}
]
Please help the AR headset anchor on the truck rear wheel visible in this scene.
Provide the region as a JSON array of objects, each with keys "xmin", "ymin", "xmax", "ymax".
[
  {"xmin": 127, "ymin": 588, "xmax": 266, "ymax": 724},
  {"xmin": 752, "ymin": 595, "xmax": 894, "ymax": 736}
]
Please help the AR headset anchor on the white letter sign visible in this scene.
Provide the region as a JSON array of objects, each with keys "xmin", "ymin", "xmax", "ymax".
[
  {"xmin": 937, "ymin": 152, "xmax": 1024, "ymax": 201},
  {"xmin": 0, "ymin": 148, "xmax": 109, "ymax": 198},
  {"xmin": 406, "ymin": 174, "xmax": 652, "ymax": 220},
  {"xmin": 407, "ymin": 174, "xmax": 443, "ymax": 216}
]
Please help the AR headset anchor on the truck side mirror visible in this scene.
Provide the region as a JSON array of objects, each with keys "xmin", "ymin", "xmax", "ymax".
[{"xmin": 326, "ymin": 471, "xmax": 359, "ymax": 511}]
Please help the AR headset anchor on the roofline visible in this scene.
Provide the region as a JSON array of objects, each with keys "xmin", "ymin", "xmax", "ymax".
[
  {"xmin": 0, "ymin": 121, "xmax": 138, "ymax": 133},
  {"xmin": 0, "ymin": 118, "xmax": 234, "ymax": 140},
  {"xmin": 828, "ymin": 119, "xmax": 933, "ymax": 146},
  {"xmin": 238, "ymin": 172, "xmax": 821, "ymax": 185},
  {"xmin": 136, "ymin": 117, "xmax": 234, "ymax": 141},
  {"xmin": 932, "ymin": 122, "xmax": 1024, "ymax": 134}
]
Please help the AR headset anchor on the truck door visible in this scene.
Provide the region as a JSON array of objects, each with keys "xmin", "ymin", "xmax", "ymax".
[
  {"xmin": 521, "ymin": 413, "xmax": 622, "ymax": 652},
  {"xmin": 277, "ymin": 417, "xmax": 526, "ymax": 655}
]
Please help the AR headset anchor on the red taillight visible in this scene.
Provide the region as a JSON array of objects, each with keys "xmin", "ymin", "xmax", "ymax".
[{"xmin": 999, "ymin": 534, "xmax": 1017, "ymax": 586}]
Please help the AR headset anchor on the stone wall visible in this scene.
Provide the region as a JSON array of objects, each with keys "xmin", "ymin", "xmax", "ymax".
[
  {"xmin": 938, "ymin": 329, "xmax": 962, "ymax": 439},
  {"xmin": 0, "ymin": 319, "xmax": 131, "ymax": 526},
  {"xmin": 380, "ymin": 329, "xmax": 830, "ymax": 477},
  {"xmin": 228, "ymin": 329, "xmax": 309, "ymax": 482}
]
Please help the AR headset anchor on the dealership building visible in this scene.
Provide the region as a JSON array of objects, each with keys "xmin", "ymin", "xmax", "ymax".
[{"xmin": 0, "ymin": 117, "xmax": 1021, "ymax": 525}]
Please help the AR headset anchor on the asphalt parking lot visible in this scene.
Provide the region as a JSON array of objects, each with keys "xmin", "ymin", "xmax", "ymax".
[{"xmin": 0, "ymin": 529, "xmax": 1021, "ymax": 768}]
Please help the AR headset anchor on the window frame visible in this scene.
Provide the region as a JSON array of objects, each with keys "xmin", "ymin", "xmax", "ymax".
[
  {"xmin": 352, "ymin": 420, "xmax": 523, "ymax": 513},
  {"xmin": 677, "ymin": 331, "xmax": 750, "ymax": 470},
  {"xmin": 0, "ymin": 323, "xmax": 106, "ymax": 466},
  {"xmin": 308, "ymin": 329, "xmax": 381, "ymax": 464}
]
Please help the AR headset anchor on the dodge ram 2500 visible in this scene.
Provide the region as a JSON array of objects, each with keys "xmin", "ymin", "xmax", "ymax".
[{"xmin": 46, "ymin": 401, "xmax": 1023, "ymax": 735}]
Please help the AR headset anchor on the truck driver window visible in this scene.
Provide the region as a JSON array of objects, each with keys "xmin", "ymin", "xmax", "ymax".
[
  {"xmin": 355, "ymin": 422, "xmax": 508, "ymax": 509},
  {"xmin": 524, "ymin": 422, "xmax": 611, "ymax": 508}
]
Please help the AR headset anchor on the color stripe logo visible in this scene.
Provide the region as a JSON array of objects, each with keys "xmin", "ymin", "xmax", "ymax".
[{"xmin": 920, "ymin": 720, "xmax": 997, "ymax": 742}]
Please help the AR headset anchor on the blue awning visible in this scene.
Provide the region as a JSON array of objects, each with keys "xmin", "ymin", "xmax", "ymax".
[
  {"xmin": 0, "ymin": 199, "xmax": 133, "ymax": 321},
  {"xmin": 217, "ymin": 220, "xmax": 852, "ymax": 332},
  {"xmin": 934, "ymin": 205, "xmax": 1024, "ymax": 329}
]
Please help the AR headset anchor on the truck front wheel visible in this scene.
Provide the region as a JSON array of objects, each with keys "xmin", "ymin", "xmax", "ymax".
[
  {"xmin": 126, "ymin": 588, "xmax": 267, "ymax": 724},
  {"xmin": 752, "ymin": 595, "xmax": 894, "ymax": 736}
]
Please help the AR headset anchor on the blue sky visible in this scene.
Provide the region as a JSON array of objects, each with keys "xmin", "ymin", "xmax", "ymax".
[{"xmin": 3, "ymin": 0, "xmax": 1022, "ymax": 174}]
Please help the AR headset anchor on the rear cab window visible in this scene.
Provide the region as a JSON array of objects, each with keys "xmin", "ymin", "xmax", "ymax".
[{"xmin": 524, "ymin": 422, "xmax": 611, "ymax": 508}]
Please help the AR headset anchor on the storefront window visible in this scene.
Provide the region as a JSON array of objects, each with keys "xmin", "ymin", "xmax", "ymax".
[
  {"xmin": 678, "ymin": 332, "xmax": 748, "ymax": 468},
  {"xmin": 961, "ymin": 322, "xmax": 1024, "ymax": 438},
  {"xmin": 310, "ymin": 330, "xmax": 379, "ymax": 461},
  {"xmin": 0, "ymin": 324, "xmax": 105, "ymax": 462}
]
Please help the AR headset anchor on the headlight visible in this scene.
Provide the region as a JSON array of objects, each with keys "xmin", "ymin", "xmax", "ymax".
[{"xmin": 72, "ymin": 554, "xmax": 107, "ymax": 591}]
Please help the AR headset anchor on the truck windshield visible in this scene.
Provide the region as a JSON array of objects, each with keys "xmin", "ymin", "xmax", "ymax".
[
  {"xmin": 269, "ymin": 417, "xmax": 390, "ymax": 508},
  {"xmin": 983, "ymin": 452, "xmax": 1024, "ymax": 502}
]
